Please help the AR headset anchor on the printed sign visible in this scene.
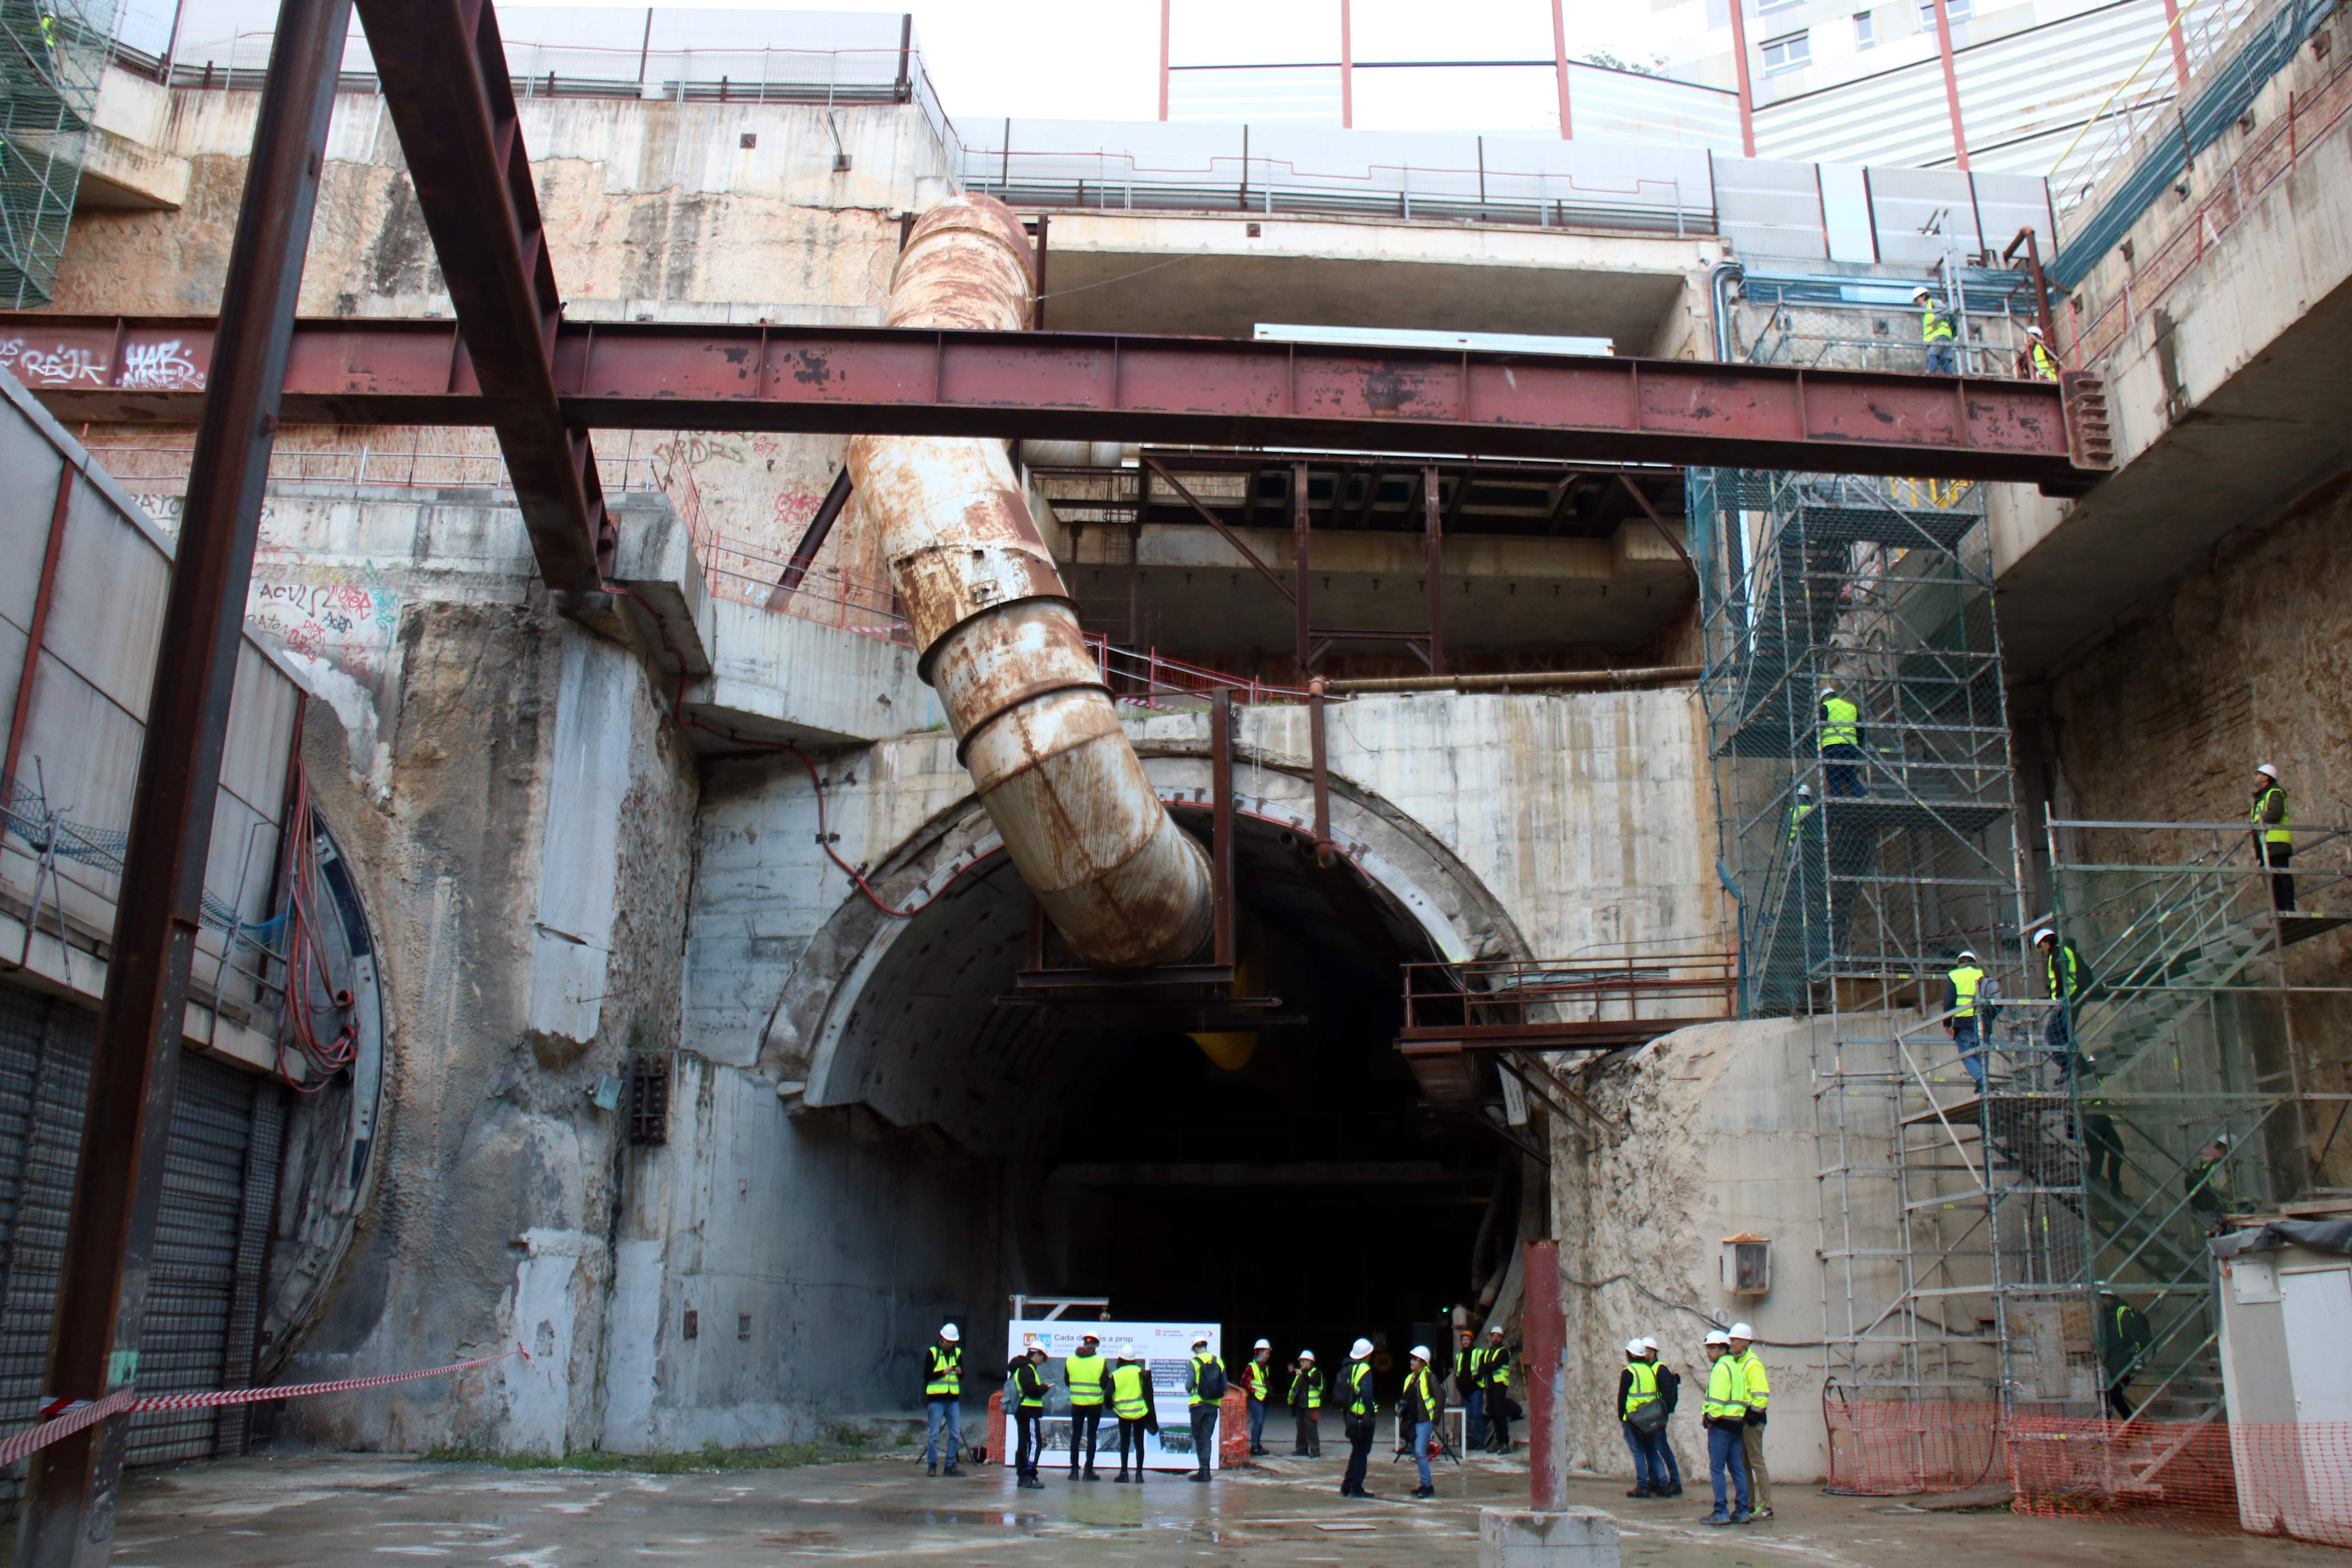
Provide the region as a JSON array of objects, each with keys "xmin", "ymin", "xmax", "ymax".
[{"xmin": 1006, "ymin": 1319, "xmax": 1222, "ymax": 1472}]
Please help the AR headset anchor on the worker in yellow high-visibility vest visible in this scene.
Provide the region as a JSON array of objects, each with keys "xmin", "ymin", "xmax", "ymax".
[
  {"xmin": 1915, "ymin": 285, "xmax": 1957, "ymax": 374},
  {"xmin": 922, "ymin": 1323, "xmax": 965, "ymax": 1478},
  {"xmin": 2252, "ymin": 763, "xmax": 2295, "ymax": 911},
  {"xmin": 1944, "ymin": 949, "xmax": 1989, "ymax": 1091},
  {"xmin": 1242, "ymin": 1338, "xmax": 1276, "ymax": 1456},
  {"xmin": 1109, "ymin": 1343, "xmax": 1159, "ymax": 1483},
  {"xmin": 1063, "ymin": 1332, "xmax": 1110, "ymax": 1480},
  {"xmin": 1729, "ymin": 1324, "xmax": 1773, "ymax": 1520},
  {"xmin": 1819, "ymin": 683, "xmax": 1865, "ymax": 798},
  {"xmin": 1698, "ymin": 1329, "xmax": 1753, "ymax": 1526},
  {"xmin": 2023, "ymin": 324, "xmax": 2060, "ymax": 380}
]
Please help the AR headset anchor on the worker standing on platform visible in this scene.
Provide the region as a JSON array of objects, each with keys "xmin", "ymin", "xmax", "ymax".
[
  {"xmin": 1915, "ymin": 285, "xmax": 1957, "ymax": 374},
  {"xmin": 1184, "ymin": 1336, "xmax": 1227, "ymax": 1483},
  {"xmin": 2099, "ymin": 1289, "xmax": 2152, "ymax": 1419},
  {"xmin": 923, "ymin": 1324, "xmax": 965, "ymax": 1478},
  {"xmin": 1289, "ymin": 1348, "xmax": 1325, "ymax": 1456},
  {"xmin": 2252, "ymin": 764, "xmax": 2295, "ymax": 911},
  {"xmin": 2022, "ymin": 324, "xmax": 2060, "ymax": 380},
  {"xmin": 1478, "ymin": 1325, "xmax": 1515, "ymax": 1451},
  {"xmin": 1620, "ymin": 1338, "xmax": 1667, "ymax": 1499},
  {"xmin": 1109, "ymin": 1343, "xmax": 1158, "ymax": 1482},
  {"xmin": 1729, "ymin": 1324, "xmax": 1772, "ymax": 1521},
  {"xmin": 1453, "ymin": 1327, "xmax": 1485, "ymax": 1450},
  {"xmin": 2034, "ymin": 927, "xmax": 2092, "ymax": 1080},
  {"xmin": 1006, "ymin": 1345, "xmax": 1049, "ymax": 1489},
  {"xmin": 1819, "ymin": 683, "xmax": 1865, "ymax": 798},
  {"xmin": 1063, "ymin": 1332, "xmax": 1109, "ymax": 1480},
  {"xmin": 1242, "ymin": 1339, "xmax": 1275, "ymax": 1455},
  {"xmin": 1944, "ymin": 949, "xmax": 1989, "ymax": 1090},
  {"xmin": 1645, "ymin": 1337, "xmax": 1685, "ymax": 1497},
  {"xmin": 1340, "ymin": 1338, "xmax": 1380, "ymax": 1499},
  {"xmin": 1399, "ymin": 1346, "xmax": 1442, "ymax": 1499},
  {"xmin": 2186, "ymin": 1134, "xmax": 2234, "ymax": 1224},
  {"xmin": 1698, "ymin": 1329, "xmax": 1752, "ymax": 1526}
]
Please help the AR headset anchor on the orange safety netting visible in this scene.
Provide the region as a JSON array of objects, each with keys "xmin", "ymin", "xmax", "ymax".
[
  {"xmin": 1822, "ymin": 1398, "xmax": 2006, "ymax": 1496},
  {"xmin": 2011, "ymin": 1416, "xmax": 2352, "ymax": 1547}
]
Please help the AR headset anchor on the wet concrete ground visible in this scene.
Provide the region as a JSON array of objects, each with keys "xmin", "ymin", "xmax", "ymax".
[{"xmin": 105, "ymin": 1449, "xmax": 2351, "ymax": 1567}]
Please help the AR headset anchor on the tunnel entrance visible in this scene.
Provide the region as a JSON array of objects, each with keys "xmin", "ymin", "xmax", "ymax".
[{"xmin": 807, "ymin": 798, "xmax": 1522, "ymax": 1400}]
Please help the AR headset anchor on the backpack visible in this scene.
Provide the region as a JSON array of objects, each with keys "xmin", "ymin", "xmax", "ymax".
[
  {"xmin": 1628, "ymin": 1395, "xmax": 1668, "ymax": 1435},
  {"xmin": 1195, "ymin": 1358, "xmax": 1228, "ymax": 1401}
]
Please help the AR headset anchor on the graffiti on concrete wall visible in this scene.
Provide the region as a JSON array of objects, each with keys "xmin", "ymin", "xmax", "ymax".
[{"xmin": 244, "ymin": 557, "xmax": 404, "ymax": 687}]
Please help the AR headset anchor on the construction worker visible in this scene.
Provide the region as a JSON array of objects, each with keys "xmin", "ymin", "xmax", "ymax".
[
  {"xmin": 1943, "ymin": 949, "xmax": 1988, "ymax": 1090},
  {"xmin": 2034, "ymin": 926, "xmax": 2092, "ymax": 1080},
  {"xmin": 1698, "ymin": 1329, "xmax": 1752, "ymax": 1526},
  {"xmin": 1338, "ymin": 1337, "xmax": 1379, "ymax": 1499},
  {"xmin": 2022, "ymin": 324, "xmax": 2060, "ymax": 380},
  {"xmin": 1729, "ymin": 1324, "xmax": 1772, "ymax": 1521},
  {"xmin": 1289, "ymin": 1348, "xmax": 1325, "ymax": 1456},
  {"xmin": 1109, "ymin": 1342, "xmax": 1158, "ymax": 1482},
  {"xmin": 1005, "ymin": 1345, "xmax": 1049, "ymax": 1489},
  {"xmin": 2081, "ymin": 1058, "xmax": 2127, "ymax": 1194},
  {"xmin": 1619, "ymin": 1338, "xmax": 1667, "ymax": 1498},
  {"xmin": 1241, "ymin": 1338, "xmax": 1275, "ymax": 1455},
  {"xmin": 1184, "ymin": 1336, "xmax": 1226, "ymax": 1482},
  {"xmin": 1644, "ymin": 1336, "xmax": 1685, "ymax": 1497},
  {"xmin": 2252, "ymin": 763, "xmax": 2295, "ymax": 911},
  {"xmin": 1788, "ymin": 783, "xmax": 1817, "ymax": 841},
  {"xmin": 2186, "ymin": 1134, "xmax": 2233, "ymax": 1222},
  {"xmin": 1063, "ymin": 1331, "xmax": 1109, "ymax": 1480},
  {"xmin": 1915, "ymin": 285, "xmax": 1957, "ymax": 374},
  {"xmin": 1397, "ymin": 1346, "xmax": 1442, "ymax": 1499},
  {"xmin": 1819, "ymin": 683, "xmax": 1865, "ymax": 797},
  {"xmin": 923, "ymin": 1323, "xmax": 965, "ymax": 1478},
  {"xmin": 1480, "ymin": 1325, "xmax": 1515, "ymax": 1451},
  {"xmin": 39, "ymin": 7, "xmax": 58, "ymax": 53},
  {"xmin": 2099, "ymin": 1290, "xmax": 2151, "ymax": 1419},
  {"xmin": 1452, "ymin": 1327, "xmax": 1485, "ymax": 1449}
]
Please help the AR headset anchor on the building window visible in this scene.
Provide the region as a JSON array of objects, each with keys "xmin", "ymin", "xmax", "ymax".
[
  {"xmin": 1854, "ymin": 9, "xmax": 1876, "ymax": 46},
  {"xmin": 1917, "ymin": 0, "xmax": 1971, "ymax": 24},
  {"xmin": 1762, "ymin": 30, "xmax": 1813, "ymax": 71}
]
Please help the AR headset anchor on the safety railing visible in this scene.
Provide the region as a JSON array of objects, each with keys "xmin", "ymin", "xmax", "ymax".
[
  {"xmin": 1399, "ymin": 954, "xmax": 1738, "ymax": 1038},
  {"xmin": 2064, "ymin": 37, "xmax": 2352, "ymax": 368}
]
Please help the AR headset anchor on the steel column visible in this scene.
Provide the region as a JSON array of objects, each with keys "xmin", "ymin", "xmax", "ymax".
[
  {"xmin": 1292, "ymin": 462, "xmax": 1313, "ymax": 672},
  {"xmin": 1549, "ymin": 0, "xmax": 1572, "ymax": 139},
  {"xmin": 1339, "ymin": 0, "xmax": 1354, "ymax": 129},
  {"xmin": 1724, "ymin": 0, "xmax": 1757, "ymax": 157},
  {"xmin": 1308, "ymin": 677, "xmax": 1333, "ymax": 869},
  {"xmin": 1422, "ymin": 463, "xmax": 1446, "ymax": 677},
  {"xmin": 19, "ymin": 1, "xmax": 351, "ymax": 1560},
  {"xmin": 774, "ymin": 466, "xmax": 854, "ymax": 597},
  {"xmin": 1929, "ymin": 0, "xmax": 1971, "ymax": 171},
  {"xmin": 0, "ymin": 314, "xmax": 2104, "ymax": 486},
  {"xmin": 349, "ymin": 0, "xmax": 613, "ymax": 591},
  {"xmin": 1212, "ymin": 688, "xmax": 1235, "ymax": 968},
  {"xmin": 1524, "ymin": 1237, "xmax": 1564, "ymax": 1510}
]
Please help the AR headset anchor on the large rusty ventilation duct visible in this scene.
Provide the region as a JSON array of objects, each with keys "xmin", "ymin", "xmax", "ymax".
[{"xmin": 848, "ymin": 198, "xmax": 1213, "ymax": 969}]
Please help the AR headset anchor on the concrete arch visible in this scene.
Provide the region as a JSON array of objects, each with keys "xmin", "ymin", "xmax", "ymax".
[{"xmin": 783, "ymin": 748, "xmax": 1533, "ymax": 1147}]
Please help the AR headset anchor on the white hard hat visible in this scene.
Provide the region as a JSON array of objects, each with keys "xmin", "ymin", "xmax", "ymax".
[
  {"xmin": 939, "ymin": 1323, "xmax": 960, "ymax": 1342},
  {"xmin": 1956, "ymin": 949, "xmax": 1978, "ymax": 962},
  {"xmin": 1820, "ymin": 680, "xmax": 1838, "ymax": 694},
  {"xmin": 2026, "ymin": 324, "xmax": 2045, "ymax": 337},
  {"xmin": 1704, "ymin": 1329, "xmax": 1731, "ymax": 1346},
  {"xmin": 1409, "ymin": 1344, "xmax": 1431, "ymax": 1362},
  {"xmin": 1298, "ymin": 1348, "xmax": 1316, "ymax": 1361},
  {"xmin": 2034, "ymin": 928, "xmax": 2056, "ymax": 945},
  {"xmin": 1119, "ymin": 1342, "xmax": 1140, "ymax": 1359},
  {"xmin": 2256, "ymin": 763, "xmax": 2279, "ymax": 778},
  {"xmin": 1193, "ymin": 1337, "xmax": 1210, "ymax": 1349},
  {"xmin": 1488, "ymin": 1325, "xmax": 1504, "ymax": 1336},
  {"xmin": 1625, "ymin": 1337, "xmax": 1647, "ymax": 1355},
  {"xmin": 1912, "ymin": 286, "xmax": 1934, "ymax": 300},
  {"xmin": 1350, "ymin": 1338, "xmax": 1375, "ymax": 1359},
  {"xmin": 1729, "ymin": 1322, "xmax": 1755, "ymax": 1340},
  {"xmin": 1641, "ymin": 1337, "xmax": 1659, "ymax": 1353},
  {"xmin": 1254, "ymin": 1338, "xmax": 1270, "ymax": 1350},
  {"xmin": 1797, "ymin": 784, "xmax": 1812, "ymax": 797}
]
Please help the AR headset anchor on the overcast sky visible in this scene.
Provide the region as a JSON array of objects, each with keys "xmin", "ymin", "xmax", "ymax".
[{"xmin": 557, "ymin": 0, "xmax": 1688, "ymax": 123}]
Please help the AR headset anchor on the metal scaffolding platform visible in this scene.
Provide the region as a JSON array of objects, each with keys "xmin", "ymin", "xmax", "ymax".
[{"xmin": 1, "ymin": 0, "xmax": 112, "ymax": 308}]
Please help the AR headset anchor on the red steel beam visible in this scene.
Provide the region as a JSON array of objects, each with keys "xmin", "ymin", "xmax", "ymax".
[
  {"xmin": 0, "ymin": 314, "xmax": 2103, "ymax": 487},
  {"xmin": 347, "ymin": 0, "xmax": 612, "ymax": 591}
]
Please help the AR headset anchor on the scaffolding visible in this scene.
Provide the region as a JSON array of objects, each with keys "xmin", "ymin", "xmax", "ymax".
[
  {"xmin": 1698, "ymin": 284, "xmax": 2351, "ymax": 1485},
  {"xmin": 1, "ymin": 0, "xmax": 113, "ymax": 308}
]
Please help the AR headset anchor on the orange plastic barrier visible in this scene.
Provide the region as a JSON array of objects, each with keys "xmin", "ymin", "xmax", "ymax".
[
  {"xmin": 2010, "ymin": 1416, "xmax": 2352, "ymax": 1547},
  {"xmin": 1822, "ymin": 1398, "xmax": 2006, "ymax": 1496}
]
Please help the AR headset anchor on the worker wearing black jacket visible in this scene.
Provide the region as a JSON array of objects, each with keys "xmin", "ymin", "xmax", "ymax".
[
  {"xmin": 1398, "ymin": 1346, "xmax": 1443, "ymax": 1499},
  {"xmin": 1006, "ymin": 1347, "xmax": 1049, "ymax": 1489},
  {"xmin": 1646, "ymin": 1337, "xmax": 1685, "ymax": 1496}
]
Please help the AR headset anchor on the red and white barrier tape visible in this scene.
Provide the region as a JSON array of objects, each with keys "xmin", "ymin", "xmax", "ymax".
[{"xmin": 0, "ymin": 1344, "xmax": 529, "ymax": 1467}]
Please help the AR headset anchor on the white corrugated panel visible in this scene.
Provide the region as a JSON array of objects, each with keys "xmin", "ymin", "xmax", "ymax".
[
  {"xmin": 1714, "ymin": 156, "xmax": 1830, "ymax": 260},
  {"xmin": 1170, "ymin": 67, "xmax": 1344, "ymax": 124},
  {"xmin": 1564, "ymin": 65, "xmax": 1745, "ymax": 151},
  {"xmin": 1755, "ymin": 55, "xmax": 1963, "ymax": 168},
  {"xmin": 1865, "ymin": 164, "xmax": 1986, "ymax": 259},
  {"xmin": 1951, "ymin": 0, "xmax": 2174, "ymax": 165}
]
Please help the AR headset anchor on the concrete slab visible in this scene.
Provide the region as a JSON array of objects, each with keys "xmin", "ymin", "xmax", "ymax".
[
  {"xmin": 1480, "ymin": 1505, "xmax": 1622, "ymax": 1566},
  {"xmin": 110, "ymin": 1452, "xmax": 2352, "ymax": 1567}
]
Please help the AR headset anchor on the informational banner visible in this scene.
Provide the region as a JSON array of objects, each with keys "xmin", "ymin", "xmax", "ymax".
[{"xmin": 1006, "ymin": 1320, "xmax": 1221, "ymax": 1472}]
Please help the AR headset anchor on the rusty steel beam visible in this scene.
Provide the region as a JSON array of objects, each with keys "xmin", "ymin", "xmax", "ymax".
[
  {"xmin": 1143, "ymin": 457, "xmax": 1294, "ymax": 603},
  {"xmin": 0, "ymin": 314, "xmax": 2106, "ymax": 487},
  {"xmin": 774, "ymin": 466, "xmax": 854, "ymax": 597},
  {"xmin": 18, "ymin": 1, "xmax": 351, "ymax": 1559},
  {"xmin": 346, "ymin": 0, "xmax": 613, "ymax": 591},
  {"xmin": 1524, "ymin": 1238, "xmax": 1565, "ymax": 1509}
]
